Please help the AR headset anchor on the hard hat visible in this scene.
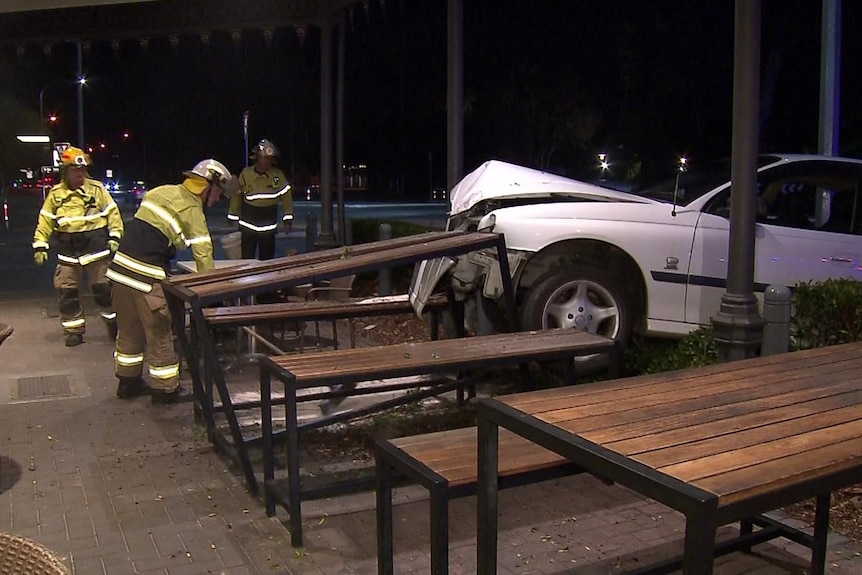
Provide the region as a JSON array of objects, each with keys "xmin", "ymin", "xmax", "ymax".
[
  {"xmin": 253, "ymin": 139, "xmax": 279, "ymax": 158},
  {"xmin": 60, "ymin": 147, "xmax": 92, "ymax": 167},
  {"xmin": 183, "ymin": 159, "xmax": 232, "ymax": 185}
]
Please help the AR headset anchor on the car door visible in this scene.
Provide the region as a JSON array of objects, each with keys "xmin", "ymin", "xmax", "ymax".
[{"xmin": 687, "ymin": 160, "xmax": 862, "ymax": 327}]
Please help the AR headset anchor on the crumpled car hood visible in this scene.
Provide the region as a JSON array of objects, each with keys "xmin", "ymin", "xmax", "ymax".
[{"xmin": 449, "ymin": 159, "xmax": 652, "ymax": 215}]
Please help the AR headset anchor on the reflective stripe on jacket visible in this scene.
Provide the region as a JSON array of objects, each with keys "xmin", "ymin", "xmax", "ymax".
[
  {"xmin": 32, "ymin": 178, "xmax": 123, "ymax": 262},
  {"xmin": 228, "ymin": 166, "xmax": 293, "ymax": 232},
  {"xmin": 107, "ymin": 181, "xmax": 213, "ymax": 293}
]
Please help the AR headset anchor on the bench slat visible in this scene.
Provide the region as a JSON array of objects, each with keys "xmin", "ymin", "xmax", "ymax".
[
  {"xmin": 172, "ymin": 231, "xmax": 461, "ymax": 287},
  {"xmin": 266, "ymin": 330, "xmax": 613, "ymax": 388},
  {"xmin": 533, "ymin": 359, "xmax": 862, "ymax": 437},
  {"xmin": 203, "ymin": 294, "xmax": 448, "ymax": 326},
  {"xmin": 189, "ymin": 232, "xmax": 500, "ymax": 301},
  {"xmin": 388, "ymin": 427, "xmax": 569, "ymax": 487},
  {"xmin": 635, "ymin": 402, "xmax": 862, "ymax": 469},
  {"xmin": 502, "ymin": 344, "xmax": 862, "ymax": 414},
  {"xmin": 603, "ymin": 386, "xmax": 862, "ymax": 454},
  {"xmin": 699, "ymin": 436, "xmax": 862, "ymax": 506}
]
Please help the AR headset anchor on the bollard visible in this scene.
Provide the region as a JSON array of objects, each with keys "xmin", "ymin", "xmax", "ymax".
[
  {"xmin": 761, "ymin": 284, "xmax": 791, "ymax": 356},
  {"xmin": 305, "ymin": 212, "xmax": 318, "ymax": 253},
  {"xmin": 378, "ymin": 223, "xmax": 392, "ymax": 295}
]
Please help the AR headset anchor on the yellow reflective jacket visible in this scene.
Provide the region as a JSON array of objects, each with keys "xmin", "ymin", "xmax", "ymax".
[
  {"xmin": 228, "ymin": 166, "xmax": 293, "ymax": 233},
  {"xmin": 32, "ymin": 177, "xmax": 123, "ymax": 265},
  {"xmin": 106, "ymin": 181, "xmax": 213, "ymax": 293}
]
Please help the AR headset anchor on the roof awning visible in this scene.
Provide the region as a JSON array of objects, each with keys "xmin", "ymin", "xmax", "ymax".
[
  {"xmin": 0, "ymin": 0, "xmax": 360, "ymax": 45},
  {"xmin": 0, "ymin": 0, "xmax": 158, "ymax": 13}
]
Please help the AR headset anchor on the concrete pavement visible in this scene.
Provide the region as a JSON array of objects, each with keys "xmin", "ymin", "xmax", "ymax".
[{"xmin": 1, "ymin": 192, "xmax": 862, "ymax": 574}]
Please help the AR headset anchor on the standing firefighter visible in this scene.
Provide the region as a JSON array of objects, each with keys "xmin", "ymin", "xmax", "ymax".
[
  {"xmin": 228, "ymin": 138, "xmax": 293, "ymax": 260},
  {"xmin": 106, "ymin": 159, "xmax": 232, "ymax": 403},
  {"xmin": 32, "ymin": 147, "xmax": 123, "ymax": 347}
]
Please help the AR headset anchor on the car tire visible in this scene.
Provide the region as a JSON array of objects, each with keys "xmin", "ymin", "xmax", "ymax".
[{"xmin": 520, "ymin": 266, "xmax": 632, "ymax": 375}]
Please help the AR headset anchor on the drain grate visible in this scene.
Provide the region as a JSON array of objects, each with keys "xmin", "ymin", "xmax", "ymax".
[{"xmin": 14, "ymin": 374, "xmax": 73, "ymax": 400}]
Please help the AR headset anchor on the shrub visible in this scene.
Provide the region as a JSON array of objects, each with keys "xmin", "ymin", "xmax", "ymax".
[
  {"xmin": 350, "ymin": 219, "xmax": 436, "ymax": 293},
  {"xmin": 622, "ymin": 327, "xmax": 718, "ymax": 376},
  {"xmin": 351, "ymin": 218, "xmax": 433, "ymax": 244},
  {"xmin": 621, "ymin": 278, "xmax": 862, "ymax": 376},
  {"xmin": 791, "ymin": 278, "xmax": 862, "ymax": 349}
]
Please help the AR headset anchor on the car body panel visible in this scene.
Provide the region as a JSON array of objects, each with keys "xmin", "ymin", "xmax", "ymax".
[{"xmin": 447, "ymin": 159, "xmax": 652, "ymax": 215}]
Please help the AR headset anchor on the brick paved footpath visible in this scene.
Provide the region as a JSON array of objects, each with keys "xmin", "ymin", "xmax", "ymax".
[{"xmin": 2, "ymin": 209, "xmax": 862, "ymax": 573}]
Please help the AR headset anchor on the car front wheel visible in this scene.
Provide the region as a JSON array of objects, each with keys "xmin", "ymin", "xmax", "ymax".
[{"xmin": 520, "ymin": 267, "xmax": 632, "ymax": 375}]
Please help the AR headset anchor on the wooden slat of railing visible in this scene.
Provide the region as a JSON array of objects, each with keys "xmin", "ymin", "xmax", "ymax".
[
  {"xmin": 170, "ymin": 230, "xmax": 462, "ymax": 288},
  {"xmin": 188, "ymin": 231, "xmax": 501, "ymax": 301}
]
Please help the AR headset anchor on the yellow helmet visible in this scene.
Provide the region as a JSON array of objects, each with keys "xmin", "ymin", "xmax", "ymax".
[{"xmin": 60, "ymin": 147, "xmax": 92, "ymax": 167}]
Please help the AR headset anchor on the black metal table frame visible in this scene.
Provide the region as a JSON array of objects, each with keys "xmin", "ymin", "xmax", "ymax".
[
  {"xmin": 475, "ymin": 399, "xmax": 849, "ymax": 575},
  {"xmin": 162, "ymin": 232, "xmax": 518, "ymax": 495},
  {"xmin": 262, "ymin": 332, "xmax": 616, "ymax": 549}
]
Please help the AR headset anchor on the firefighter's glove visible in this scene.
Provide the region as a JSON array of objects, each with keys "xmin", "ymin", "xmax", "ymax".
[
  {"xmin": 108, "ymin": 239, "xmax": 119, "ymax": 253},
  {"xmin": 34, "ymin": 251, "xmax": 48, "ymax": 266}
]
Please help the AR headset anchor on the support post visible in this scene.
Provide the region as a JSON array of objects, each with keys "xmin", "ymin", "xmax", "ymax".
[
  {"xmin": 711, "ymin": 0, "xmax": 765, "ymax": 362},
  {"xmin": 378, "ymin": 223, "xmax": 392, "ymax": 295},
  {"xmin": 305, "ymin": 212, "xmax": 318, "ymax": 253},
  {"xmin": 761, "ymin": 284, "xmax": 791, "ymax": 356}
]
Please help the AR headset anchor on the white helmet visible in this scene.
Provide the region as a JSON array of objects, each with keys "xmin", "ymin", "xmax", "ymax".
[
  {"xmin": 184, "ymin": 159, "xmax": 232, "ymax": 185},
  {"xmin": 253, "ymin": 139, "xmax": 279, "ymax": 158}
]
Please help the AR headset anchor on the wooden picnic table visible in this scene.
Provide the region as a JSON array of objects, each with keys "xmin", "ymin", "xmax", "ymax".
[
  {"xmin": 161, "ymin": 230, "xmax": 519, "ymax": 494},
  {"xmin": 476, "ymin": 342, "xmax": 862, "ymax": 574}
]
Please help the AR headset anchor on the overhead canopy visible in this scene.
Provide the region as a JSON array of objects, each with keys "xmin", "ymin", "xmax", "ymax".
[
  {"xmin": 0, "ymin": 0, "xmax": 157, "ymax": 12},
  {"xmin": 0, "ymin": 0, "xmax": 359, "ymax": 45}
]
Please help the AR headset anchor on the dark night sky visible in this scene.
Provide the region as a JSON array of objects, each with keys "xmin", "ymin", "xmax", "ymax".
[{"xmin": 1, "ymin": 0, "xmax": 861, "ymax": 197}]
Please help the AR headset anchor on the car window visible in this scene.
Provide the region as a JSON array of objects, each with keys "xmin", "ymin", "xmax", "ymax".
[
  {"xmin": 703, "ymin": 161, "xmax": 862, "ymax": 235},
  {"xmin": 638, "ymin": 155, "xmax": 780, "ymax": 206}
]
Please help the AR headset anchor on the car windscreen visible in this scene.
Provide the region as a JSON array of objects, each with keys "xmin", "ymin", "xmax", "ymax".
[{"xmin": 636, "ymin": 155, "xmax": 780, "ymax": 205}]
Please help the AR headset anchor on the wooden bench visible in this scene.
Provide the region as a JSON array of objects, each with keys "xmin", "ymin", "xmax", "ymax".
[
  {"xmin": 375, "ymin": 426, "xmax": 583, "ymax": 575},
  {"xmin": 259, "ymin": 329, "xmax": 617, "ymax": 547}
]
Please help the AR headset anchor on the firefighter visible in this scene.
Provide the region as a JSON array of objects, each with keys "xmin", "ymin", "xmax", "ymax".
[
  {"xmin": 228, "ymin": 138, "xmax": 293, "ymax": 260},
  {"xmin": 32, "ymin": 147, "xmax": 123, "ymax": 347},
  {"xmin": 106, "ymin": 159, "xmax": 232, "ymax": 403}
]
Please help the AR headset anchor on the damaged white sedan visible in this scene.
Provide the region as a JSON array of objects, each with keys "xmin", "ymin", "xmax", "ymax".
[{"xmin": 410, "ymin": 156, "xmax": 862, "ymax": 371}]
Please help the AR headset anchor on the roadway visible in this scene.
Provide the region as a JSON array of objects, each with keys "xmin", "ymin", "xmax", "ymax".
[{"xmin": 0, "ymin": 191, "xmax": 448, "ymax": 295}]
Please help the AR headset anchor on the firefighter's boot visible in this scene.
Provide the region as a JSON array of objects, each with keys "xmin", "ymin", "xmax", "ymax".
[
  {"xmin": 151, "ymin": 384, "xmax": 194, "ymax": 405},
  {"xmin": 116, "ymin": 376, "xmax": 151, "ymax": 399}
]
